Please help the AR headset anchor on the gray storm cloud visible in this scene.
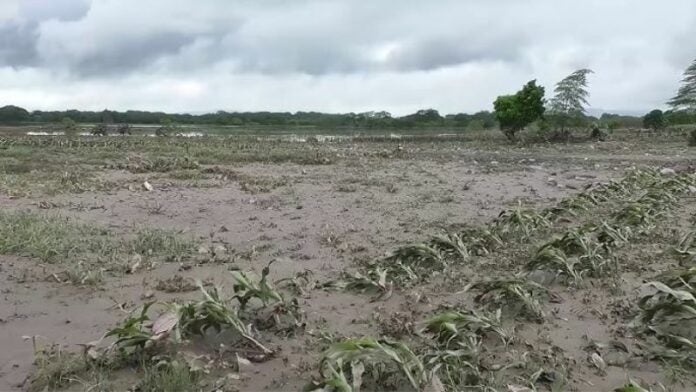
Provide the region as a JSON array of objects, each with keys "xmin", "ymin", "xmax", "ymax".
[
  {"xmin": 9, "ymin": 0, "xmax": 535, "ymax": 76},
  {"xmin": 0, "ymin": 21, "xmax": 38, "ymax": 66},
  {"xmin": 0, "ymin": 0, "xmax": 694, "ymax": 114}
]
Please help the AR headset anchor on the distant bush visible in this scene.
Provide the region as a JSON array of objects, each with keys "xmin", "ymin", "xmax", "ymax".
[
  {"xmin": 688, "ymin": 129, "xmax": 696, "ymax": 146},
  {"xmin": 643, "ymin": 109, "xmax": 665, "ymax": 131}
]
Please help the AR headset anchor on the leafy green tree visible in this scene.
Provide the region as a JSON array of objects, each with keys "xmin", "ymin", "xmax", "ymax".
[
  {"xmin": 643, "ymin": 109, "xmax": 665, "ymax": 131},
  {"xmin": 493, "ymin": 80, "xmax": 546, "ymax": 141},
  {"xmin": 548, "ymin": 69, "xmax": 593, "ymax": 137},
  {"xmin": 0, "ymin": 105, "xmax": 30, "ymax": 123},
  {"xmin": 669, "ymin": 58, "xmax": 696, "ymax": 111}
]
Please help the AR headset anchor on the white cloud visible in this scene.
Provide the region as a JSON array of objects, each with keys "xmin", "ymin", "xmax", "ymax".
[
  {"xmin": 0, "ymin": 0, "xmax": 694, "ymax": 114},
  {"xmin": 0, "ymin": 1, "xmax": 20, "ymax": 23}
]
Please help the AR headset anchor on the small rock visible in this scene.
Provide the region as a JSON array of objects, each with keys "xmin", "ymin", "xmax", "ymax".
[
  {"xmin": 197, "ymin": 245, "xmax": 210, "ymax": 255},
  {"xmin": 142, "ymin": 181, "xmax": 153, "ymax": 191},
  {"xmin": 660, "ymin": 168, "xmax": 676, "ymax": 176},
  {"xmin": 141, "ymin": 290, "xmax": 155, "ymax": 300},
  {"xmin": 689, "ymin": 186, "xmax": 696, "ymax": 193},
  {"xmin": 490, "ymin": 161, "xmax": 499, "ymax": 166},
  {"xmin": 213, "ymin": 244, "xmax": 227, "ymax": 255}
]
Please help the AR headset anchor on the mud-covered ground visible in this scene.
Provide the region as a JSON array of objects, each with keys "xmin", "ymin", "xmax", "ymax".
[{"xmin": 1, "ymin": 132, "xmax": 696, "ymax": 391}]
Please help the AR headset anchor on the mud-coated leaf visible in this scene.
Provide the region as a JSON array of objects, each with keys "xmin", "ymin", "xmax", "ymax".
[
  {"xmin": 152, "ymin": 311, "xmax": 178, "ymax": 336},
  {"xmin": 590, "ymin": 352, "xmax": 606, "ymax": 373},
  {"xmin": 350, "ymin": 361, "xmax": 364, "ymax": 391},
  {"xmin": 645, "ymin": 281, "xmax": 696, "ymax": 302}
]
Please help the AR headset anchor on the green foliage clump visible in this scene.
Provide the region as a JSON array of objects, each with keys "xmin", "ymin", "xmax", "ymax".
[
  {"xmin": 669, "ymin": 58, "xmax": 696, "ymax": 111},
  {"xmin": 307, "ymin": 337, "xmax": 426, "ymax": 392},
  {"xmin": 548, "ymin": 69, "xmax": 593, "ymax": 137},
  {"xmin": 493, "ymin": 80, "xmax": 546, "ymax": 141},
  {"xmin": 643, "ymin": 109, "xmax": 665, "ymax": 131}
]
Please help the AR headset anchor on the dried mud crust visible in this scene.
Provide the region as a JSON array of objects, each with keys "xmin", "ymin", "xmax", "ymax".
[{"xmin": 1, "ymin": 137, "xmax": 696, "ymax": 391}]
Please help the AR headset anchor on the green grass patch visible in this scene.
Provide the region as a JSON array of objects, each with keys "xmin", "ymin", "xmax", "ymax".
[
  {"xmin": 138, "ymin": 360, "xmax": 200, "ymax": 392},
  {"xmin": 0, "ymin": 210, "xmax": 196, "ymax": 268}
]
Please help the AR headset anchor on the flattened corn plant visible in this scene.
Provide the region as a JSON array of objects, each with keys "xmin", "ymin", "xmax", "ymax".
[
  {"xmin": 231, "ymin": 261, "xmax": 284, "ymax": 310},
  {"xmin": 465, "ymin": 278, "xmax": 548, "ymax": 322},
  {"xmin": 542, "ymin": 169, "xmax": 662, "ymax": 219},
  {"xmin": 105, "ymin": 265, "xmax": 295, "ymax": 360},
  {"xmin": 595, "ymin": 221, "xmax": 631, "ymax": 250},
  {"xmin": 527, "ymin": 170, "xmax": 696, "ymax": 286},
  {"xmin": 343, "ymin": 267, "xmax": 395, "ymax": 299},
  {"xmin": 429, "ymin": 232, "xmax": 470, "ymax": 260},
  {"xmin": 421, "ymin": 309, "xmax": 512, "ymax": 348},
  {"xmin": 637, "ymin": 268, "xmax": 696, "ymax": 359},
  {"xmin": 349, "ymin": 227, "xmax": 507, "ymax": 292},
  {"xmin": 612, "ymin": 202, "xmax": 661, "ymax": 231},
  {"xmin": 674, "ymin": 231, "xmax": 696, "ymax": 263},
  {"xmin": 429, "ymin": 228, "xmax": 504, "ymax": 259},
  {"xmin": 346, "ymin": 169, "xmax": 696, "ymax": 300},
  {"xmin": 171, "ymin": 283, "xmax": 273, "ymax": 354},
  {"xmin": 526, "ymin": 245, "xmax": 583, "ymax": 285},
  {"xmin": 105, "ymin": 284, "xmax": 273, "ymax": 356},
  {"xmin": 548, "ymin": 195, "xmax": 596, "ymax": 217},
  {"xmin": 526, "ymin": 228, "xmax": 608, "ymax": 285},
  {"xmin": 494, "ymin": 203, "xmax": 551, "ymax": 238},
  {"xmin": 344, "ymin": 243, "xmax": 444, "ymax": 290},
  {"xmin": 104, "ymin": 302, "xmax": 159, "ymax": 356},
  {"xmin": 419, "ymin": 308, "xmax": 518, "ymax": 391},
  {"xmin": 306, "ymin": 337, "xmax": 427, "ymax": 392}
]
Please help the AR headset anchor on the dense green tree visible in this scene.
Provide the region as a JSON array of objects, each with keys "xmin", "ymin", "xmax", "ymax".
[
  {"xmin": 643, "ymin": 109, "xmax": 665, "ymax": 130},
  {"xmin": 669, "ymin": 58, "xmax": 696, "ymax": 111},
  {"xmin": 548, "ymin": 69, "xmax": 593, "ymax": 137},
  {"xmin": 0, "ymin": 105, "xmax": 30, "ymax": 122},
  {"xmin": 493, "ymin": 80, "xmax": 546, "ymax": 141}
]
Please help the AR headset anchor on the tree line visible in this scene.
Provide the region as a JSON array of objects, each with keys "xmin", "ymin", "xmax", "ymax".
[
  {"xmin": 0, "ymin": 106, "xmax": 500, "ymax": 129},
  {"xmin": 2, "ymin": 58, "xmax": 695, "ymax": 133},
  {"xmin": 0, "ymin": 104, "xmax": 667, "ymax": 131}
]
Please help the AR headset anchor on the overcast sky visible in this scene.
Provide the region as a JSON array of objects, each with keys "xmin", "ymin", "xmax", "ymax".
[{"xmin": 0, "ymin": 0, "xmax": 694, "ymax": 115}]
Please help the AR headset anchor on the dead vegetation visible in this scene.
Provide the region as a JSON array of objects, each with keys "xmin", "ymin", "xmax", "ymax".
[
  {"xmin": 323, "ymin": 168, "xmax": 696, "ymax": 391},
  {"xmin": 3, "ymin": 134, "xmax": 696, "ymax": 391}
]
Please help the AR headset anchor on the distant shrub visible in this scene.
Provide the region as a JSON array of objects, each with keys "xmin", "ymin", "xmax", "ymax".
[{"xmin": 688, "ymin": 129, "xmax": 696, "ymax": 147}]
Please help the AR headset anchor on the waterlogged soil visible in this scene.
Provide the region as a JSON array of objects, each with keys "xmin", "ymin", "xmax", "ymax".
[{"xmin": 1, "ymin": 137, "xmax": 696, "ymax": 391}]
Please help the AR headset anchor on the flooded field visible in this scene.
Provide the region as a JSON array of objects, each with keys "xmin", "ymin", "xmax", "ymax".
[{"xmin": 1, "ymin": 131, "xmax": 696, "ymax": 391}]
